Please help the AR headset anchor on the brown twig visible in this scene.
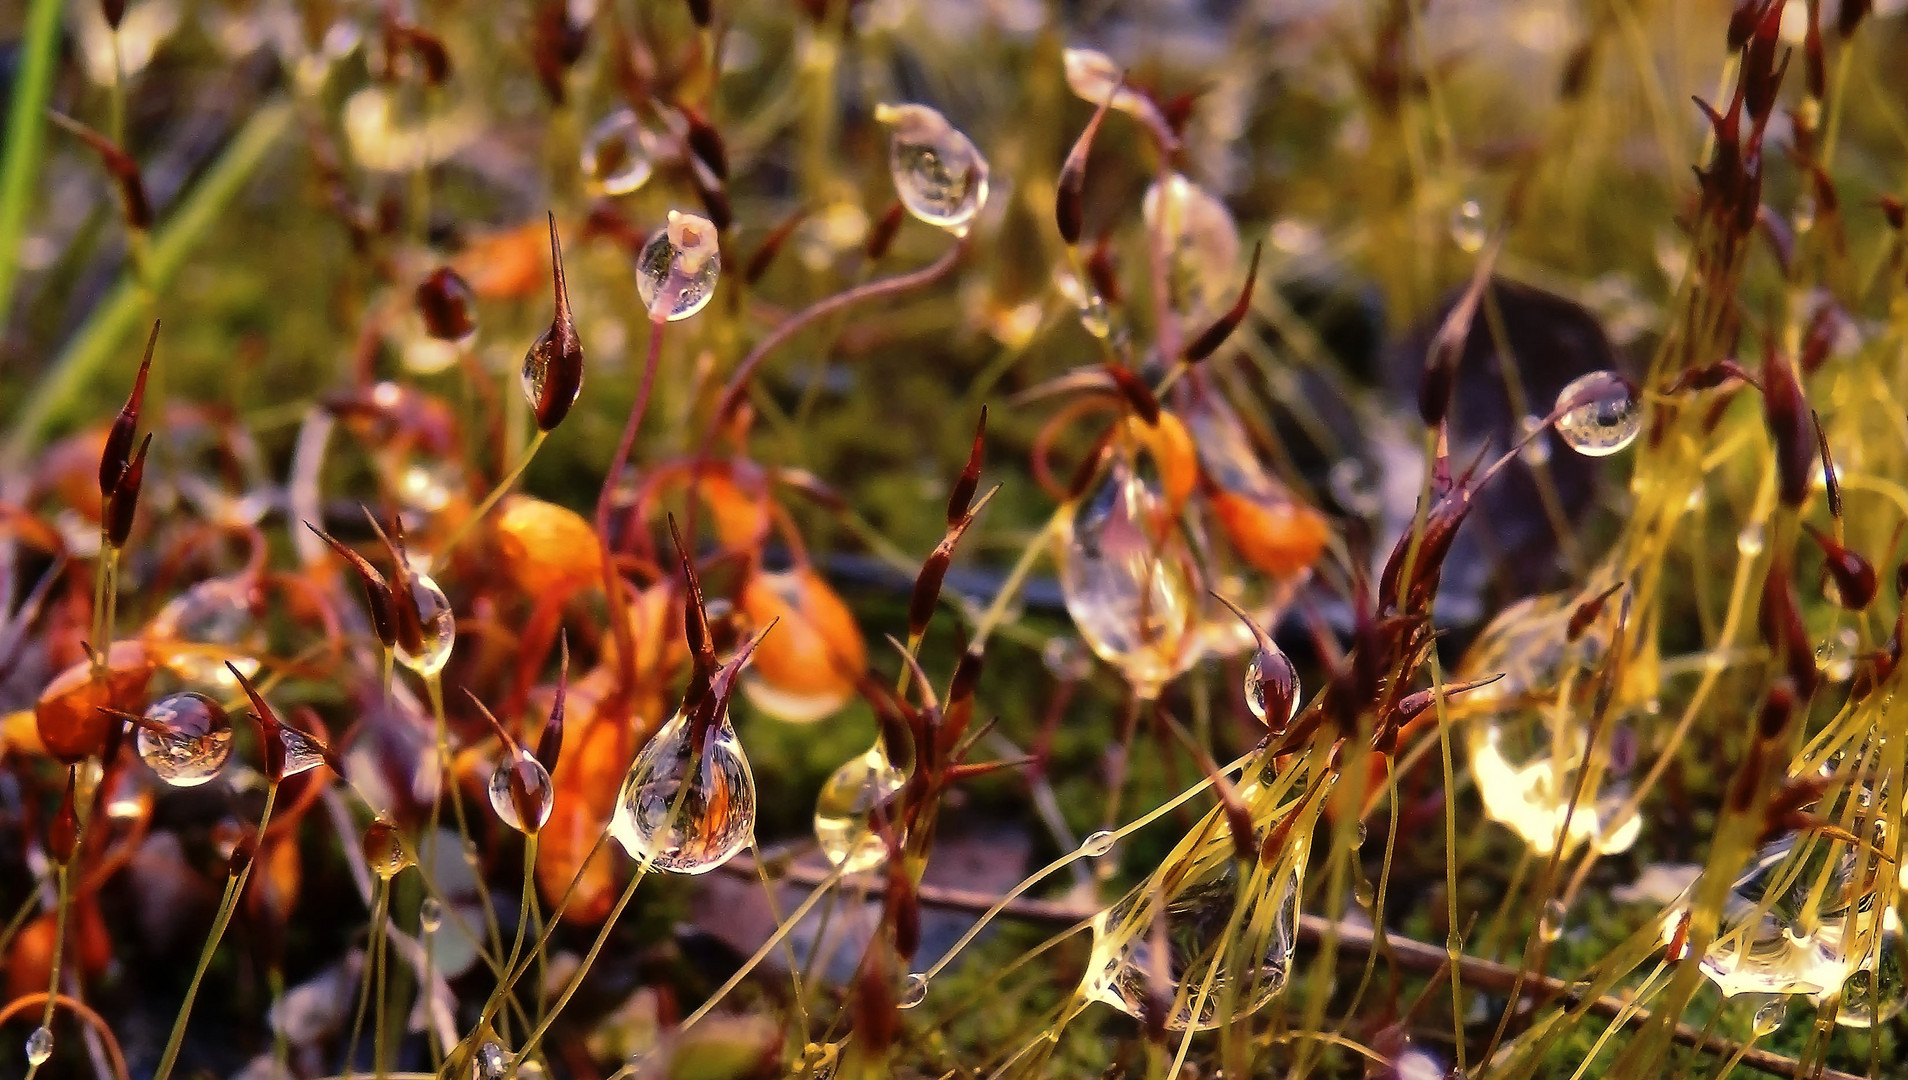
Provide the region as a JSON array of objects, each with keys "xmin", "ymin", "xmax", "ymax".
[{"xmin": 719, "ymin": 855, "xmax": 1860, "ymax": 1080}]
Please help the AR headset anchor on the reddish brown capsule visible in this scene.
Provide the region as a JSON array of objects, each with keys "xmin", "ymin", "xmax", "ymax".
[
  {"xmin": 1883, "ymin": 196, "xmax": 1906, "ymax": 231},
  {"xmin": 1085, "ymin": 235, "xmax": 1122, "ymax": 304},
  {"xmin": 416, "ymin": 267, "xmax": 477, "ymax": 341},
  {"xmin": 680, "ymin": 106, "xmax": 729, "ymax": 182},
  {"xmin": 1743, "ymin": 1, "xmax": 1788, "ymax": 121},
  {"xmin": 535, "ymin": 631, "xmax": 569, "ymax": 774},
  {"xmin": 1760, "ymin": 346, "xmax": 1813, "ymax": 508},
  {"xmin": 50, "ymin": 112, "xmax": 151, "ymax": 231},
  {"xmin": 908, "ymin": 493, "xmax": 994, "ymax": 644},
  {"xmin": 100, "ymin": 322, "xmax": 156, "ymax": 501},
  {"xmin": 1727, "ymin": 0, "xmax": 1761, "ymax": 49},
  {"xmin": 1757, "ymin": 561, "xmax": 1817, "ymax": 698},
  {"xmin": 101, "ymin": 0, "xmax": 126, "ymax": 29},
  {"xmin": 229, "ymin": 664, "xmax": 339, "ymax": 781},
  {"xmin": 686, "ymin": 0, "xmax": 712, "ymax": 27},
  {"xmin": 1056, "ymin": 74, "xmax": 1119, "ymax": 246},
  {"xmin": 523, "ymin": 214, "xmax": 584, "ymax": 431},
  {"xmin": 34, "ymin": 642, "xmax": 154, "ymax": 766},
  {"xmin": 1182, "ymin": 242, "xmax": 1263, "ymax": 364},
  {"xmin": 946, "ymin": 406, "xmax": 987, "ymax": 526},
  {"xmin": 1803, "ymin": 524, "xmax": 1877, "ymax": 610},
  {"xmin": 306, "ymin": 522, "xmax": 398, "ymax": 649}
]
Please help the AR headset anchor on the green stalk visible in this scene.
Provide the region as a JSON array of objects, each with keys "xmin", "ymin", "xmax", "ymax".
[
  {"xmin": 2, "ymin": 98, "xmax": 294, "ymax": 466},
  {"xmin": 152, "ymin": 783, "xmax": 280, "ymax": 1080},
  {"xmin": 0, "ymin": 0, "xmax": 62, "ymax": 331}
]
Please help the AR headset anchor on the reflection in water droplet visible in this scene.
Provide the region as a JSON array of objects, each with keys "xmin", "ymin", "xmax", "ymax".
[
  {"xmin": 814, "ymin": 743, "xmax": 905, "ymax": 874},
  {"xmin": 275, "ymin": 725, "xmax": 332, "ymax": 779},
  {"xmin": 1081, "ymin": 830, "xmax": 1117, "ymax": 857},
  {"xmin": 1143, "ymin": 173, "xmax": 1241, "ymax": 319},
  {"xmin": 363, "ymin": 820, "xmax": 413, "ymax": 879},
  {"xmin": 581, "ymin": 109, "xmax": 656, "ymax": 196},
  {"xmin": 610, "ymin": 711, "xmax": 756, "ymax": 874},
  {"xmin": 1753, "ymin": 997, "xmax": 1787, "ymax": 1036},
  {"xmin": 1082, "ymin": 817, "xmax": 1301, "ymax": 1031},
  {"xmin": 899, "ymin": 972, "xmax": 928, "ymax": 1008},
  {"xmin": 25, "ymin": 1025, "xmax": 52, "ymax": 1066},
  {"xmin": 135, "ymin": 691, "xmax": 234, "ymax": 787},
  {"xmin": 395, "ymin": 571, "xmax": 456, "ymax": 677},
  {"xmin": 874, "ymin": 103, "xmax": 989, "ymax": 234},
  {"xmin": 636, "ymin": 212, "xmax": 722, "ymax": 321},
  {"xmin": 1738, "ymin": 524, "xmax": 1766, "ymax": 557},
  {"xmin": 473, "ymin": 1040, "xmax": 513, "ymax": 1079},
  {"xmin": 1540, "ymin": 898, "xmax": 1567, "ymax": 942},
  {"xmin": 1553, "ymin": 371, "xmax": 1641, "ymax": 457},
  {"xmin": 420, "ymin": 896, "xmax": 444, "ymax": 933},
  {"xmin": 1055, "ymin": 458, "xmax": 1203, "ymax": 699},
  {"xmin": 1837, "ymin": 916, "xmax": 1907, "ymax": 1028},
  {"xmin": 488, "ymin": 751, "xmax": 554, "ymax": 834}
]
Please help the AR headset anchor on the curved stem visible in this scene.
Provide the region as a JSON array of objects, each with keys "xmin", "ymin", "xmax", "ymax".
[
  {"xmin": 151, "ymin": 782, "xmax": 280, "ymax": 1080},
  {"xmin": 431, "ymin": 430, "xmax": 549, "ymax": 574},
  {"xmin": 342, "ymin": 879, "xmax": 386, "ymax": 1080},
  {"xmin": 0, "ymin": 991, "xmax": 130, "ymax": 1080}
]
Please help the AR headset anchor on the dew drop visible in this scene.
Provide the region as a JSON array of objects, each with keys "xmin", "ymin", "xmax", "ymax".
[
  {"xmin": 1517, "ymin": 414, "xmax": 1551, "ymax": 466},
  {"xmin": 1752, "ymin": 997, "xmax": 1787, "ymax": 1036},
  {"xmin": 610, "ymin": 710, "xmax": 756, "ymax": 874},
  {"xmin": 1552, "ymin": 371, "xmax": 1641, "ymax": 457},
  {"xmin": 473, "ymin": 1040, "xmax": 513, "ymax": 1079},
  {"xmin": 899, "ymin": 972, "xmax": 928, "ymax": 1009},
  {"xmin": 1737, "ymin": 524, "xmax": 1766, "ymax": 557},
  {"xmin": 148, "ymin": 576, "xmax": 263, "ymax": 690},
  {"xmin": 135, "ymin": 691, "xmax": 234, "ymax": 787},
  {"xmin": 275, "ymin": 725, "xmax": 332, "ymax": 779},
  {"xmin": 1244, "ymin": 645, "xmax": 1300, "ymax": 730},
  {"xmin": 25, "ymin": 1026, "xmax": 51, "ymax": 1067},
  {"xmin": 580, "ymin": 109, "xmax": 656, "ymax": 196},
  {"xmin": 488, "ymin": 750, "xmax": 554, "ymax": 834},
  {"xmin": 394, "ymin": 570, "xmax": 455, "ymax": 677},
  {"xmin": 1081, "ymin": 830, "xmax": 1117, "ymax": 858},
  {"xmin": 1451, "ymin": 198, "xmax": 1486, "ymax": 253},
  {"xmin": 635, "ymin": 211, "xmax": 721, "ymax": 321},
  {"xmin": 1539, "ymin": 898, "xmax": 1567, "ymax": 943},
  {"xmin": 420, "ymin": 896, "xmax": 444, "ymax": 933},
  {"xmin": 363, "ymin": 819, "xmax": 412, "ymax": 879},
  {"xmin": 813, "ymin": 743, "xmax": 905, "ymax": 874},
  {"xmin": 874, "ymin": 103, "xmax": 989, "ymax": 235}
]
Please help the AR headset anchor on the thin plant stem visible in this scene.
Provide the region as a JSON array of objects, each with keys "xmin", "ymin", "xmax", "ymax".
[
  {"xmin": 151, "ymin": 782, "xmax": 280, "ymax": 1080},
  {"xmin": 0, "ymin": 0, "xmax": 62, "ymax": 332},
  {"xmin": 372, "ymin": 881, "xmax": 392, "ymax": 1080},
  {"xmin": 595, "ymin": 316, "xmax": 664, "ymax": 690},
  {"xmin": 342, "ymin": 879, "xmax": 387, "ymax": 1080},
  {"xmin": 424, "ymin": 674, "xmax": 506, "ymax": 967},
  {"xmin": 24, "ymin": 861, "xmax": 72, "ymax": 1080},
  {"xmin": 430, "ymin": 430, "xmax": 549, "ymax": 574}
]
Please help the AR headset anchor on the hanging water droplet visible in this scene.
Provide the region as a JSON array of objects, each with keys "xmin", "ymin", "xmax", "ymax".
[
  {"xmin": 610, "ymin": 710, "xmax": 756, "ymax": 874},
  {"xmin": 580, "ymin": 109, "xmax": 656, "ymax": 196},
  {"xmin": 899, "ymin": 972, "xmax": 928, "ymax": 1009},
  {"xmin": 1082, "ymin": 823, "xmax": 1303, "ymax": 1031},
  {"xmin": 1081, "ymin": 830, "xmax": 1117, "ymax": 857},
  {"xmin": 1817, "ymin": 631, "xmax": 1857, "ymax": 683},
  {"xmin": 488, "ymin": 749, "xmax": 554, "ymax": 834},
  {"xmin": 1737, "ymin": 524, "xmax": 1766, "ymax": 557},
  {"xmin": 1349, "ymin": 821, "xmax": 1368, "ymax": 851},
  {"xmin": 473, "ymin": 1040, "xmax": 513, "ymax": 1079},
  {"xmin": 1517, "ymin": 414, "xmax": 1551, "ymax": 466},
  {"xmin": 1837, "ymin": 919, "xmax": 1908, "ymax": 1028},
  {"xmin": 635, "ymin": 211, "xmax": 721, "ymax": 321},
  {"xmin": 363, "ymin": 819, "xmax": 412, "ymax": 879},
  {"xmin": 1552, "ymin": 371, "xmax": 1641, "ymax": 457},
  {"xmin": 394, "ymin": 570, "xmax": 455, "ymax": 677},
  {"xmin": 1244, "ymin": 644, "xmax": 1300, "ymax": 730},
  {"xmin": 269, "ymin": 724, "xmax": 330, "ymax": 779},
  {"xmin": 135, "ymin": 691, "xmax": 234, "ymax": 787},
  {"xmin": 1752, "ymin": 997, "xmax": 1787, "ymax": 1036},
  {"xmin": 1451, "ymin": 199, "xmax": 1486, "ymax": 253},
  {"xmin": 1539, "ymin": 898, "xmax": 1567, "ymax": 942},
  {"xmin": 1055, "ymin": 455, "xmax": 1204, "ymax": 700},
  {"xmin": 1143, "ymin": 172, "xmax": 1241, "ymax": 319},
  {"xmin": 813, "ymin": 743, "xmax": 906, "ymax": 875},
  {"xmin": 24, "ymin": 1026, "xmax": 51, "ymax": 1066},
  {"xmin": 1690, "ymin": 828, "xmax": 1880, "ymax": 1001},
  {"xmin": 874, "ymin": 103, "xmax": 989, "ymax": 235},
  {"xmin": 147, "ymin": 576, "xmax": 263, "ymax": 690},
  {"xmin": 420, "ymin": 896, "xmax": 444, "ymax": 933}
]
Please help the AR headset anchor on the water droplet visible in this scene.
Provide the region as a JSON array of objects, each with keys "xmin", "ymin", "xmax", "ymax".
[
  {"xmin": 1539, "ymin": 898, "xmax": 1567, "ymax": 942},
  {"xmin": 394, "ymin": 570, "xmax": 455, "ymax": 677},
  {"xmin": 473, "ymin": 1040, "xmax": 513, "ymax": 1079},
  {"xmin": 1691, "ymin": 830, "xmax": 1880, "ymax": 1001},
  {"xmin": 363, "ymin": 819, "xmax": 412, "ymax": 879},
  {"xmin": 1353, "ymin": 878, "xmax": 1375, "ymax": 909},
  {"xmin": 1753, "ymin": 997, "xmax": 1787, "ymax": 1036},
  {"xmin": 1349, "ymin": 821, "xmax": 1368, "ymax": 850},
  {"xmin": 1451, "ymin": 199, "xmax": 1486, "ymax": 253},
  {"xmin": 1041, "ymin": 637, "xmax": 1094, "ymax": 682},
  {"xmin": 420, "ymin": 896, "xmax": 444, "ymax": 933},
  {"xmin": 1081, "ymin": 830, "xmax": 1117, "ymax": 857},
  {"xmin": 1055, "ymin": 456, "xmax": 1204, "ymax": 699},
  {"xmin": 1082, "ymin": 825, "xmax": 1302, "ymax": 1031},
  {"xmin": 899, "ymin": 972, "xmax": 928, "ymax": 1008},
  {"xmin": 1517, "ymin": 414, "xmax": 1551, "ymax": 466},
  {"xmin": 635, "ymin": 211, "xmax": 721, "ymax": 321},
  {"xmin": 1737, "ymin": 524, "xmax": 1766, "ymax": 557},
  {"xmin": 1143, "ymin": 173, "xmax": 1241, "ymax": 319},
  {"xmin": 814, "ymin": 743, "xmax": 905, "ymax": 874},
  {"xmin": 1837, "ymin": 921, "xmax": 1908, "ymax": 1028},
  {"xmin": 488, "ymin": 750, "xmax": 554, "ymax": 834},
  {"xmin": 275, "ymin": 725, "xmax": 332, "ymax": 779},
  {"xmin": 1244, "ymin": 645, "xmax": 1300, "ymax": 730},
  {"xmin": 135, "ymin": 691, "xmax": 234, "ymax": 787},
  {"xmin": 581, "ymin": 109, "xmax": 656, "ymax": 196},
  {"xmin": 147, "ymin": 576, "xmax": 263, "ymax": 690},
  {"xmin": 1552, "ymin": 371, "xmax": 1641, "ymax": 457},
  {"xmin": 1817, "ymin": 631, "xmax": 1857, "ymax": 683},
  {"xmin": 25, "ymin": 1026, "xmax": 51, "ymax": 1066},
  {"xmin": 610, "ymin": 710, "xmax": 756, "ymax": 874},
  {"xmin": 874, "ymin": 103, "xmax": 989, "ymax": 235}
]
